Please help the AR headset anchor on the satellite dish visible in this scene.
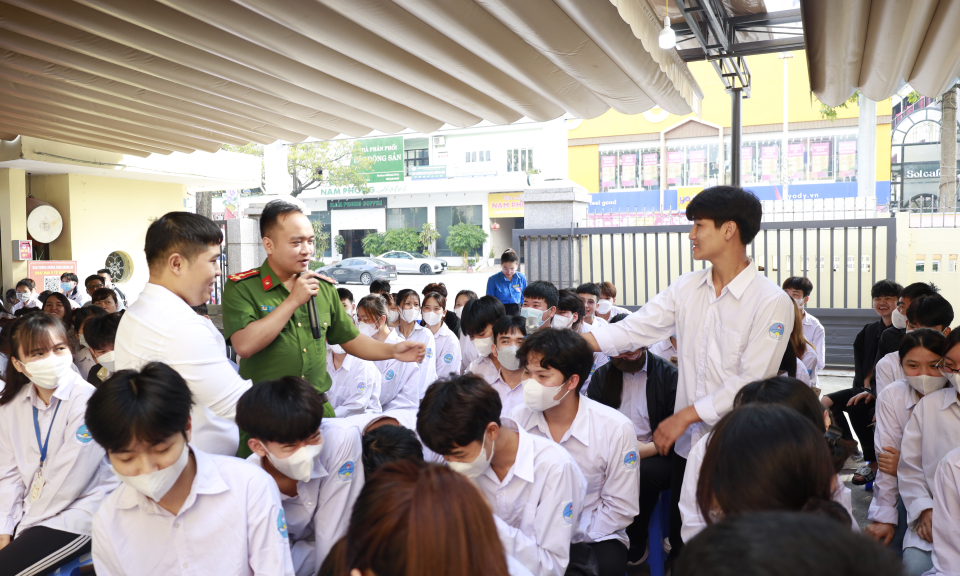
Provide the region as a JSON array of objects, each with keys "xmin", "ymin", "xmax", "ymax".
[{"xmin": 25, "ymin": 198, "xmax": 63, "ymax": 244}]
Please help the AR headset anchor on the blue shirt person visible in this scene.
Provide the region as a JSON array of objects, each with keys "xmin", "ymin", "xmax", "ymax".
[{"xmin": 486, "ymin": 249, "xmax": 526, "ymax": 316}]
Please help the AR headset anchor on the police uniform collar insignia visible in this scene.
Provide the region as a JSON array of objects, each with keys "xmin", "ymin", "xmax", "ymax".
[
  {"xmin": 262, "ymin": 275, "xmax": 274, "ymax": 290},
  {"xmin": 227, "ymin": 269, "xmax": 260, "ymax": 283}
]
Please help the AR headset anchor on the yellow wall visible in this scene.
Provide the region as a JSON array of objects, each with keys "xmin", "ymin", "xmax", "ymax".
[
  {"xmin": 30, "ymin": 174, "xmax": 186, "ymax": 302},
  {"xmin": 0, "ymin": 168, "xmax": 27, "ymax": 289},
  {"xmin": 569, "ymin": 144, "xmax": 600, "ymax": 193}
]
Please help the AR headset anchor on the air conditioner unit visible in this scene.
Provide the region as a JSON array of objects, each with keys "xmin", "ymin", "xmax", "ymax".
[{"xmin": 432, "ymin": 136, "xmax": 445, "ymax": 147}]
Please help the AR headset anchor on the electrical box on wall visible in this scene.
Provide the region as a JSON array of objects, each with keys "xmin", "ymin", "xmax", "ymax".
[{"xmin": 13, "ymin": 240, "xmax": 32, "ymax": 261}]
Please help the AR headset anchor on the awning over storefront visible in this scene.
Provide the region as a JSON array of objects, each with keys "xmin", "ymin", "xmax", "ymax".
[{"xmin": 0, "ymin": 0, "xmax": 704, "ymax": 156}]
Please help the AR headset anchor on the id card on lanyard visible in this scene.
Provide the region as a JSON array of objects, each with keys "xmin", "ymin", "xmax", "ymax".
[{"xmin": 28, "ymin": 399, "xmax": 62, "ymax": 504}]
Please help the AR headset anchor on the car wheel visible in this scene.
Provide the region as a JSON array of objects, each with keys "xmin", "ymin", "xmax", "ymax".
[
  {"xmin": 360, "ymin": 273, "xmax": 373, "ymax": 285},
  {"xmin": 420, "ymin": 264, "xmax": 432, "ymax": 275}
]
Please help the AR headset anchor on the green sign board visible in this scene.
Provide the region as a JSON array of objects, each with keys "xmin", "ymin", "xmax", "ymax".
[
  {"xmin": 328, "ymin": 197, "xmax": 388, "ymax": 210},
  {"xmin": 355, "ymin": 137, "xmax": 404, "ymax": 183}
]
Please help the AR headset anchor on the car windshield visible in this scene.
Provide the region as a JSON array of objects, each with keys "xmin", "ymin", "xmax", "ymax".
[{"xmin": 370, "ymin": 258, "xmax": 389, "ymax": 266}]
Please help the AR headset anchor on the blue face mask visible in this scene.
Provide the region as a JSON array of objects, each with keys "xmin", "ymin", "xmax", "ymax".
[{"xmin": 60, "ymin": 282, "xmax": 73, "ymax": 293}]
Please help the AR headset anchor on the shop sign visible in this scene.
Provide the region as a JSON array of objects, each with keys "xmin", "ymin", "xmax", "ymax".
[
  {"xmin": 355, "ymin": 137, "xmax": 404, "ymax": 183},
  {"xmin": 488, "ymin": 193, "xmax": 524, "ymax": 218},
  {"xmin": 328, "ymin": 197, "xmax": 388, "ymax": 210}
]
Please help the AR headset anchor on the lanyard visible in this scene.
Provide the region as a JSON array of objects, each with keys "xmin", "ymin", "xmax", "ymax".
[{"xmin": 33, "ymin": 399, "xmax": 62, "ymax": 469}]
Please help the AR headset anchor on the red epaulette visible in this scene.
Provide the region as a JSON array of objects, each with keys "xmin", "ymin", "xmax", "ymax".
[{"xmin": 228, "ymin": 269, "xmax": 260, "ymax": 283}]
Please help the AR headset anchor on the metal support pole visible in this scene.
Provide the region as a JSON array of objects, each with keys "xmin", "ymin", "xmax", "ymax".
[{"xmin": 730, "ymin": 87, "xmax": 743, "ymax": 186}]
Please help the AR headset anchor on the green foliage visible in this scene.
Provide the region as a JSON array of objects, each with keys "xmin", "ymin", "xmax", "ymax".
[
  {"xmin": 418, "ymin": 223, "xmax": 440, "ymax": 257},
  {"xmin": 360, "ymin": 233, "xmax": 386, "ymax": 257},
  {"xmin": 446, "ymin": 223, "xmax": 488, "ymax": 263},
  {"xmin": 311, "ymin": 220, "xmax": 330, "ymax": 256},
  {"xmin": 907, "ymin": 91, "xmax": 921, "ymax": 104},
  {"xmin": 288, "ymin": 140, "xmax": 375, "ymax": 197},
  {"xmin": 334, "ymin": 234, "xmax": 346, "ymax": 257},
  {"xmin": 383, "ymin": 228, "xmax": 421, "ymax": 253},
  {"xmin": 816, "ymin": 90, "xmax": 861, "ymax": 122},
  {"xmin": 308, "ymin": 260, "xmax": 324, "ymax": 271}
]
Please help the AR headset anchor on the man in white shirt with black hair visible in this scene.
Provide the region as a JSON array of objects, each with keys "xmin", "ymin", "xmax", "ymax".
[{"xmin": 579, "ymin": 186, "xmax": 794, "ymax": 556}]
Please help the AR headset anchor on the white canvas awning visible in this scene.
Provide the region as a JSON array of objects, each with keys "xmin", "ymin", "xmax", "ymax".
[{"xmin": 0, "ymin": 0, "xmax": 704, "ymax": 156}]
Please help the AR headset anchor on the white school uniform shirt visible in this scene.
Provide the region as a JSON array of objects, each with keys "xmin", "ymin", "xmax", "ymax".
[
  {"xmin": 511, "ymin": 399, "xmax": 639, "ymax": 548},
  {"xmin": 246, "ymin": 420, "xmax": 364, "ymax": 576},
  {"xmin": 869, "ymin": 380, "xmax": 920, "ymax": 525},
  {"xmin": 374, "ymin": 330, "xmax": 420, "ymax": 412},
  {"xmin": 92, "ymin": 447, "xmax": 295, "ymax": 576},
  {"xmin": 115, "ymin": 283, "xmax": 252, "ymax": 456},
  {"xmin": 875, "ymin": 351, "xmax": 905, "ymax": 396},
  {"xmin": 0, "ymin": 371, "xmax": 117, "ymax": 538},
  {"xmin": 74, "ymin": 347, "xmax": 97, "ymax": 380},
  {"xmin": 429, "ymin": 322, "xmax": 461, "ymax": 380},
  {"xmin": 460, "ymin": 331, "xmax": 480, "ymax": 373},
  {"xmin": 590, "ymin": 259, "xmax": 793, "ymax": 457},
  {"xmin": 801, "ymin": 312, "xmax": 826, "ymax": 372},
  {"xmin": 468, "ymin": 355, "xmax": 523, "ymax": 415},
  {"xmin": 790, "ymin": 358, "xmax": 812, "ymax": 387},
  {"xmin": 931, "ymin": 446, "xmax": 960, "ymax": 576},
  {"xmin": 338, "ymin": 408, "xmax": 445, "ymax": 465},
  {"xmin": 396, "ymin": 323, "xmax": 438, "ymax": 398},
  {"xmin": 648, "ymin": 338, "xmax": 678, "ymax": 363},
  {"xmin": 800, "ymin": 346, "xmax": 819, "ymax": 386},
  {"xmin": 620, "ymin": 361, "xmax": 653, "ymax": 443},
  {"xmin": 897, "ymin": 387, "xmax": 960, "ymax": 552},
  {"xmin": 577, "ymin": 321, "xmax": 609, "ymax": 390},
  {"xmin": 476, "ymin": 422, "xmax": 587, "ymax": 576},
  {"xmin": 10, "ymin": 296, "xmax": 42, "ymax": 315},
  {"xmin": 326, "ymin": 351, "xmax": 382, "ymax": 417}
]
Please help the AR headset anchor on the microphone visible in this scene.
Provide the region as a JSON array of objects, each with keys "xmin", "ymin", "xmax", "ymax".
[{"xmin": 301, "ymin": 271, "xmax": 322, "ymax": 340}]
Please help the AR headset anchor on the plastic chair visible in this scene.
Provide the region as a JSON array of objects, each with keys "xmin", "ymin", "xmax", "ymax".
[
  {"xmin": 645, "ymin": 489, "xmax": 671, "ymax": 576},
  {"xmin": 42, "ymin": 552, "xmax": 92, "ymax": 576}
]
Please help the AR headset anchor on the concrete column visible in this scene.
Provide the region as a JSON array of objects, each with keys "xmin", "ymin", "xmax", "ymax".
[
  {"xmin": 521, "ymin": 183, "xmax": 590, "ymax": 286},
  {"xmin": 857, "ymin": 95, "xmax": 877, "ymax": 198},
  {"xmin": 224, "ymin": 218, "xmax": 265, "ymax": 276},
  {"xmin": 0, "ymin": 168, "xmax": 27, "ymax": 290}
]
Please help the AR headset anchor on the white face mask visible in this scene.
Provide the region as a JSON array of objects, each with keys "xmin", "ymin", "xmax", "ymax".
[
  {"xmin": 97, "ymin": 350, "xmax": 117, "ymax": 372},
  {"xmin": 21, "ymin": 353, "xmax": 73, "ymax": 389},
  {"xmin": 891, "ymin": 308, "xmax": 907, "ymax": 330},
  {"xmin": 400, "ymin": 308, "xmax": 420, "ymax": 323},
  {"xmin": 264, "ymin": 442, "xmax": 324, "ymax": 483},
  {"xmin": 520, "ymin": 307, "xmax": 545, "ymax": 331},
  {"xmin": 447, "ymin": 431, "xmax": 494, "ymax": 480},
  {"xmin": 473, "ymin": 336, "xmax": 493, "ymax": 357},
  {"xmin": 422, "ymin": 311, "xmax": 443, "ymax": 326},
  {"xmin": 596, "ymin": 299, "xmax": 613, "ymax": 315},
  {"xmin": 793, "ymin": 298, "xmax": 805, "ymax": 310},
  {"xmin": 78, "ymin": 334, "xmax": 88, "ymax": 348},
  {"xmin": 359, "ymin": 322, "xmax": 379, "ymax": 337},
  {"xmin": 17, "ymin": 292, "xmax": 31, "ymax": 303},
  {"xmin": 329, "ymin": 344, "xmax": 346, "ymax": 355},
  {"xmin": 113, "ymin": 441, "xmax": 190, "ymax": 502},
  {"xmin": 455, "ymin": 305, "xmax": 464, "ymax": 319},
  {"xmin": 946, "ymin": 373, "xmax": 959, "ymax": 387},
  {"xmin": 551, "ymin": 314, "xmax": 574, "ymax": 329},
  {"xmin": 905, "ymin": 374, "xmax": 948, "ymax": 396},
  {"xmin": 387, "ymin": 310, "xmax": 400, "ymax": 324},
  {"xmin": 497, "ymin": 345, "xmax": 521, "ymax": 371},
  {"xmin": 522, "ymin": 377, "xmax": 572, "ymax": 412}
]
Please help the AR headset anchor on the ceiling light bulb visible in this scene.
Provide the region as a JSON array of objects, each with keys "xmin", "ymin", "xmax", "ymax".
[{"xmin": 659, "ymin": 16, "xmax": 676, "ymax": 50}]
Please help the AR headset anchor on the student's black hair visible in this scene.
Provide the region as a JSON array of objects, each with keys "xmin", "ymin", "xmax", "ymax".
[
  {"xmin": 191, "ymin": 303, "xmax": 208, "ymax": 316},
  {"xmin": 416, "ymin": 374, "xmax": 502, "ymax": 456},
  {"xmin": 422, "ymin": 282, "xmax": 448, "ymax": 298},
  {"xmin": 685, "ymin": 186, "xmax": 762, "ymax": 245},
  {"xmin": 556, "ymin": 289, "xmax": 585, "ymax": 328},
  {"xmin": 91, "ymin": 288, "xmax": 118, "ymax": 305},
  {"xmin": 454, "ymin": 290, "xmax": 478, "ymax": 304},
  {"xmin": 97, "ymin": 269, "xmax": 113, "ymax": 278},
  {"xmin": 60, "ymin": 272, "xmax": 79, "ymax": 283},
  {"xmin": 144, "ymin": 212, "xmax": 223, "ymax": 274},
  {"xmin": 523, "ymin": 280, "xmax": 559, "ymax": 309},
  {"xmin": 493, "ymin": 316, "xmax": 526, "ymax": 341},
  {"xmin": 362, "ymin": 425, "xmax": 424, "ymax": 477},
  {"xmin": 575, "ymin": 283, "xmax": 601, "ymax": 299},
  {"xmin": 41, "ymin": 292, "xmax": 74, "ymax": 323},
  {"xmin": 357, "ymin": 294, "xmax": 389, "ymax": 325},
  {"xmin": 15, "ymin": 278, "xmax": 35, "ymax": 291},
  {"xmin": 777, "ymin": 341, "xmax": 797, "ymax": 378},
  {"xmin": 396, "ymin": 289, "xmax": 420, "ymax": 309},
  {"xmin": 84, "ymin": 362, "xmax": 195, "ymax": 452},
  {"xmin": 516, "ymin": 328, "xmax": 594, "ymax": 393},
  {"xmin": 782, "ymin": 276, "xmax": 813, "ymax": 298},
  {"xmin": 337, "ymin": 287, "xmax": 355, "ymax": 304},
  {"xmin": 905, "ymin": 294, "xmax": 954, "ymax": 329},
  {"xmin": 870, "ymin": 279, "xmax": 902, "ymax": 299},
  {"xmin": 900, "ymin": 281, "xmax": 939, "ymax": 301},
  {"xmin": 610, "ymin": 312, "xmax": 630, "ymax": 324},
  {"xmin": 500, "ymin": 249, "xmax": 519, "ymax": 265},
  {"xmin": 369, "ymin": 279, "xmax": 391, "ymax": 295},
  {"xmin": 946, "ymin": 328, "xmax": 960, "ymax": 359},
  {"xmin": 460, "ymin": 296, "xmax": 506, "ymax": 337},
  {"xmin": 84, "ymin": 274, "xmax": 103, "ymax": 288},
  {"xmin": 423, "ymin": 291, "xmax": 447, "ymax": 311},
  {"xmin": 898, "ymin": 328, "xmax": 948, "ymax": 363},
  {"xmin": 0, "ymin": 314, "xmax": 68, "ymax": 405},
  {"xmin": 235, "ymin": 377, "xmax": 326, "ymax": 444},
  {"xmin": 84, "ymin": 313, "xmax": 122, "ymax": 351},
  {"xmin": 673, "ymin": 512, "xmax": 904, "ymax": 576},
  {"xmin": 73, "ymin": 305, "xmax": 106, "ymax": 334},
  {"xmin": 259, "ymin": 199, "xmax": 304, "ymax": 239}
]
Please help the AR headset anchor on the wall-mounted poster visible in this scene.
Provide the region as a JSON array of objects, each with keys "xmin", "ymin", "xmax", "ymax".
[
  {"xmin": 621, "ymin": 154, "xmax": 637, "ymax": 188},
  {"xmin": 787, "ymin": 143, "xmax": 805, "ymax": 179},
  {"xmin": 667, "ymin": 151, "xmax": 683, "ymax": 185},
  {"xmin": 838, "ymin": 141, "xmax": 857, "ymax": 178},
  {"xmin": 688, "ymin": 149, "xmax": 706, "ymax": 185},
  {"xmin": 760, "ymin": 146, "xmax": 779, "ymax": 181},
  {"xmin": 811, "ymin": 142, "xmax": 831, "ymax": 178},
  {"xmin": 600, "ymin": 155, "xmax": 617, "ymax": 188},
  {"xmin": 642, "ymin": 153, "xmax": 659, "ymax": 187}
]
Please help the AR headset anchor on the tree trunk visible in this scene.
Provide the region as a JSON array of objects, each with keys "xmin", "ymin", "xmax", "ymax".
[
  {"xmin": 196, "ymin": 191, "xmax": 213, "ymax": 219},
  {"xmin": 940, "ymin": 85, "xmax": 958, "ymax": 210}
]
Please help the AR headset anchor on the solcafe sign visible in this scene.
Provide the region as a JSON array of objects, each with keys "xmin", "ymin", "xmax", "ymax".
[{"xmin": 905, "ymin": 168, "xmax": 941, "ymax": 179}]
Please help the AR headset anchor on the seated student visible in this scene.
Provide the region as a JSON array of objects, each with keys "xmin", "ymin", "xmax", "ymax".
[
  {"xmin": 864, "ymin": 328, "xmax": 948, "ymax": 558},
  {"xmin": 421, "ymin": 291, "xmax": 460, "ymax": 380},
  {"xmin": 511, "ymin": 328, "xmax": 639, "ymax": 576},
  {"xmin": 873, "ymin": 294, "xmax": 953, "ymax": 395},
  {"xmin": 237, "ymin": 377, "xmax": 364, "ymax": 576},
  {"xmin": 326, "ymin": 337, "xmax": 382, "ymax": 417},
  {"xmin": 0, "ymin": 314, "xmax": 118, "ymax": 574},
  {"xmin": 879, "ymin": 282, "xmax": 939, "ymax": 365},
  {"xmin": 394, "ymin": 289, "xmax": 438, "ymax": 398},
  {"xmin": 454, "ymin": 290, "xmax": 479, "ymax": 371},
  {"xmin": 361, "ymin": 424, "xmax": 424, "ymax": 477},
  {"xmin": 930, "ymin": 446, "xmax": 960, "ymax": 576},
  {"xmin": 486, "ymin": 249, "xmax": 526, "ymax": 317},
  {"xmin": 91, "ymin": 288, "xmax": 120, "ymax": 314},
  {"xmin": 338, "ymin": 408, "xmax": 444, "ymax": 466},
  {"xmin": 41, "ymin": 292, "xmax": 78, "ymax": 346},
  {"xmin": 356, "ymin": 295, "xmax": 419, "ymax": 412},
  {"xmin": 462, "ymin": 295, "xmax": 507, "ymax": 373},
  {"xmin": 596, "ymin": 281, "xmax": 631, "ymax": 322},
  {"xmin": 82, "ymin": 275, "xmax": 105, "ymax": 308},
  {"xmin": 369, "ymin": 278, "xmax": 390, "ymax": 297},
  {"xmin": 587, "ymin": 313, "xmax": 679, "ymax": 564},
  {"xmin": 520, "ymin": 280, "xmax": 559, "ymax": 333},
  {"xmin": 475, "ymin": 316, "xmax": 527, "ymax": 416},
  {"xmin": 72, "ymin": 306, "xmax": 107, "ymax": 378},
  {"xmin": 336, "ymin": 287, "xmax": 356, "ymax": 324},
  {"xmin": 422, "ymin": 282, "xmax": 460, "ymax": 337},
  {"xmin": 553, "ymin": 290, "xmax": 609, "ymax": 382},
  {"xmin": 896, "ymin": 330, "xmax": 960, "ymax": 576},
  {"xmin": 782, "ymin": 276, "xmax": 826, "ymax": 379},
  {"xmin": 96, "ymin": 269, "xmax": 127, "ymax": 311},
  {"xmin": 680, "ymin": 377, "xmax": 857, "ymax": 542},
  {"xmin": 86, "ymin": 363, "xmax": 295, "ymax": 576},
  {"xmin": 780, "ymin": 302, "xmax": 813, "ymax": 387},
  {"xmin": 11, "ymin": 278, "xmax": 42, "ymax": 314},
  {"xmin": 61, "ymin": 272, "xmax": 87, "ymax": 308},
  {"xmin": 575, "ymin": 283, "xmax": 607, "ymax": 327},
  {"xmin": 83, "ymin": 313, "xmax": 123, "ymax": 386},
  {"xmin": 417, "ymin": 374, "xmax": 586, "ymax": 576}
]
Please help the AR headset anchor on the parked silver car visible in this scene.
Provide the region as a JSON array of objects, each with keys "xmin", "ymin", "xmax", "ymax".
[{"xmin": 377, "ymin": 251, "xmax": 447, "ymax": 275}]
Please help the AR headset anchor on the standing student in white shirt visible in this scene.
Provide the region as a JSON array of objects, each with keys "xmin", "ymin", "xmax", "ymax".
[
  {"xmin": 325, "ymin": 342, "xmax": 382, "ymax": 417},
  {"xmin": 476, "ymin": 316, "xmax": 527, "ymax": 416},
  {"xmin": 782, "ymin": 276, "xmax": 826, "ymax": 379},
  {"xmin": 0, "ymin": 314, "xmax": 117, "ymax": 574},
  {"xmin": 114, "ymin": 212, "xmax": 253, "ymax": 456},
  {"xmin": 422, "ymin": 291, "xmax": 461, "ymax": 380},
  {"xmin": 395, "ymin": 290, "xmax": 438, "ymax": 398},
  {"xmin": 85, "ymin": 363, "xmax": 295, "ymax": 576},
  {"xmin": 579, "ymin": 186, "xmax": 793, "ymax": 554},
  {"xmin": 417, "ymin": 374, "xmax": 586, "ymax": 576},
  {"xmin": 237, "ymin": 377, "xmax": 364, "ymax": 576},
  {"xmin": 930, "ymin": 446, "xmax": 960, "ymax": 576},
  {"xmin": 356, "ymin": 295, "xmax": 420, "ymax": 412},
  {"xmin": 511, "ymin": 329, "xmax": 639, "ymax": 576}
]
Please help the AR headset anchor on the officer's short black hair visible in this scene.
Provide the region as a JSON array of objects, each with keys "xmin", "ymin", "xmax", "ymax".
[
  {"xmin": 900, "ymin": 282, "xmax": 938, "ymax": 301},
  {"xmin": 871, "ymin": 280, "xmax": 902, "ymax": 299},
  {"xmin": 575, "ymin": 283, "xmax": 601, "ymax": 299},
  {"xmin": 84, "ymin": 312, "xmax": 122, "ymax": 351},
  {"xmin": 517, "ymin": 328, "xmax": 594, "ymax": 393},
  {"xmin": 523, "ymin": 280, "xmax": 559, "ymax": 308},
  {"xmin": 362, "ymin": 425, "xmax": 424, "ymax": 477},
  {"xmin": 906, "ymin": 294, "xmax": 954, "ymax": 329},
  {"xmin": 685, "ymin": 186, "xmax": 762, "ymax": 245},
  {"xmin": 236, "ymin": 377, "xmax": 325, "ymax": 444},
  {"xmin": 145, "ymin": 212, "xmax": 223, "ymax": 274},
  {"xmin": 417, "ymin": 374, "xmax": 501, "ymax": 456},
  {"xmin": 337, "ymin": 287, "xmax": 354, "ymax": 304},
  {"xmin": 557, "ymin": 289, "xmax": 585, "ymax": 328},
  {"xmin": 259, "ymin": 200, "xmax": 303, "ymax": 239},
  {"xmin": 370, "ymin": 279, "xmax": 391, "ymax": 295},
  {"xmin": 460, "ymin": 295, "xmax": 506, "ymax": 337},
  {"xmin": 15, "ymin": 278, "xmax": 35, "ymax": 291},
  {"xmin": 60, "ymin": 272, "xmax": 78, "ymax": 283},
  {"xmin": 493, "ymin": 316, "xmax": 526, "ymax": 341},
  {"xmin": 85, "ymin": 362, "xmax": 195, "ymax": 453},
  {"xmin": 782, "ymin": 276, "xmax": 813, "ymax": 298}
]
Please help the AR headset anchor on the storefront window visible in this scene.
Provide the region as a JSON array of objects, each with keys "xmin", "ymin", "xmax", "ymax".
[
  {"xmin": 436, "ymin": 205, "xmax": 483, "ymax": 257},
  {"xmin": 386, "ymin": 207, "xmax": 427, "ymax": 231}
]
